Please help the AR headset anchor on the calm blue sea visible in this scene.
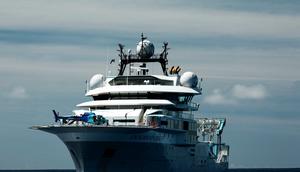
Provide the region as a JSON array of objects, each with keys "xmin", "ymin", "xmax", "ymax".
[{"xmin": 1, "ymin": 169, "xmax": 300, "ymax": 172}]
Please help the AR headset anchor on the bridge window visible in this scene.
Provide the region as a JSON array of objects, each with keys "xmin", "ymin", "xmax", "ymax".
[{"xmin": 109, "ymin": 76, "xmax": 173, "ymax": 86}]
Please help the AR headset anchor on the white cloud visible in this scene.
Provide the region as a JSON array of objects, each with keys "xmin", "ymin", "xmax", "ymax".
[
  {"xmin": 232, "ymin": 84, "xmax": 267, "ymax": 99},
  {"xmin": 8, "ymin": 86, "xmax": 29, "ymax": 99},
  {"xmin": 203, "ymin": 84, "xmax": 267, "ymax": 105},
  {"xmin": 203, "ymin": 89, "xmax": 236, "ymax": 105},
  {"xmin": 0, "ymin": 0, "xmax": 299, "ymax": 38}
]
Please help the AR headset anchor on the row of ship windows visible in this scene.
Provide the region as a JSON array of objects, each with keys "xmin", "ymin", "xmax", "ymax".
[{"xmin": 149, "ymin": 118, "xmax": 197, "ymax": 131}]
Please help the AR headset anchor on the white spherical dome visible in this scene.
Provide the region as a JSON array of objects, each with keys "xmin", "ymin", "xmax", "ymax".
[
  {"xmin": 136, "ymin": 40, "xmax": 155, "ymax": 58},
  {"xmin": 180, "ymin": 72, "xmax": 198, "ymax": 88},
  {"xmin": 89, "ymin": 74, "xmax": 103, "ymax": 89}
]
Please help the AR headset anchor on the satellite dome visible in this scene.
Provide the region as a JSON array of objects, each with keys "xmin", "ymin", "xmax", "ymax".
[
  {"xmin": 89, "ymin": 74, "xmax": 103, "ymax": 89},
  {"xmin": 136, "ymin": 40, "xmax": 155, "ymax": 58},
  {"xmin": 180, "ymin": 72, "xmax": 198, "ymax": 88}
]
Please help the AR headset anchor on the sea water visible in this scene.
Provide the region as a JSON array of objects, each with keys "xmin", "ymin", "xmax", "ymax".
[{"xmin": 1, "ymin": 169, "xmax": 300, "ymax": 172}]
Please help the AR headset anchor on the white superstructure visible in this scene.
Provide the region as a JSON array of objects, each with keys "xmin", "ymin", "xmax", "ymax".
[{"xmin": 34, "ymin": 34, "xmax": 229, "ymax": 172}]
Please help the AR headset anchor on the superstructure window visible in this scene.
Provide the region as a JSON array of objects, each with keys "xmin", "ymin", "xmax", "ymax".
[
  {"xmin": 178, "ymin": 96, "xmax": 193, "ymax": 103},
  {"xmin": 183, "ymin": 121, "xmax": 189, "ymax": 130},
  {"xmin": 160, "ymin": 120, "xmax": 168, "ymax": 126},
  {"xmin": 109, "ymin": 76, "xmax": 173, "ymax": 86},
  {"xmin": 113, "ymin": 119, "xmax": 135, "ymax": 123}
]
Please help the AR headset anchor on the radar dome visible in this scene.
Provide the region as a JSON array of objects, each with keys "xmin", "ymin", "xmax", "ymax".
[
  {"xmin": 180, "ymin": 72, "xmax": 198, "ymax": 88},
  {"xmin": 136, "ymin": 40, "xmax": 155, "ymax": 58},
  {"xmin": 89, "ymin": 74, "xmax": 103, "ymax": 89}
]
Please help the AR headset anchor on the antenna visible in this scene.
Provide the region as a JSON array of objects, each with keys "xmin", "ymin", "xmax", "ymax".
[
  {"xmin": 139, "ymin": 33, "xmax": 147, "ymax": 58},
  {"xmin": 105, "ymin": 47, "xmax": 109, "ymax": 77},
  {"xmin": 141, "ymin": 32, "xmax": 147, "ymax": 42}
]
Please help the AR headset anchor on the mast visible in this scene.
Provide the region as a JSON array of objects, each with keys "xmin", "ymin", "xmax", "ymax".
[{"xmin": 117, "ymin": 34, "xmax": 169, "ymax": 76}]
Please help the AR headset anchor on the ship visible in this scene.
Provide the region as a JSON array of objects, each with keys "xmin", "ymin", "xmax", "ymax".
[{"xmin": 32, "ymin": 34, "xmax": 230, "ymax": 172}]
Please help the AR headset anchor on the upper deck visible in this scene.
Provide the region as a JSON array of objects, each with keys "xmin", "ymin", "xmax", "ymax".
[
  {"xmin": 86, "ymin": 75, "xmax": 201, "ymax": 97},
  {"xmin": 84, "ymin": 34, "xmax": 202, "ymax": 109}
]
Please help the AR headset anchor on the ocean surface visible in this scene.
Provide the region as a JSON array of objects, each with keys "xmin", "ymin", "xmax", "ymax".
[{"xmin": 1, "ymin": 169, "xmax": 300, "ymax": 172}]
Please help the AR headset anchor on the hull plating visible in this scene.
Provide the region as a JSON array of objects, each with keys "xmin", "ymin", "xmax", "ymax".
[{"xmin": 37, "ymin": 126, "xmax": 228, "ymax": 172}]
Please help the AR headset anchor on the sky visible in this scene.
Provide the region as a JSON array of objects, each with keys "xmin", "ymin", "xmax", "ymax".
[{"xmin": 0, "ymin": 0, "xmax": 299, "ymax": 169}]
